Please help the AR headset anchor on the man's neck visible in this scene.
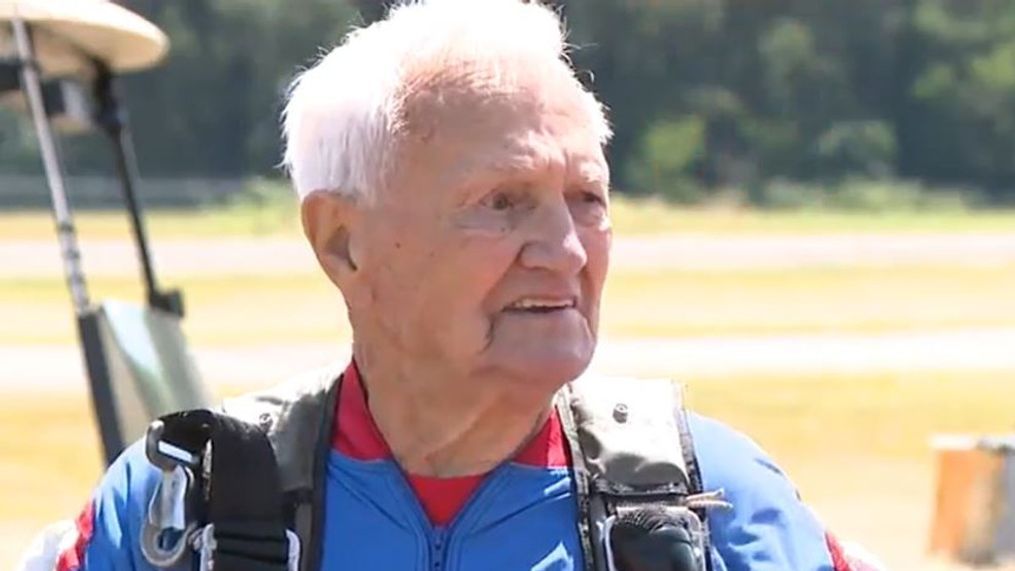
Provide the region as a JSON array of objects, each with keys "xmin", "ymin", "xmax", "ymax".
[{"xmin": 353, "ymin": 349, "xmax": 556, "ymax": 478}]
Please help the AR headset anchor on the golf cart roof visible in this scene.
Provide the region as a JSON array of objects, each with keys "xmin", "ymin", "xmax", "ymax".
[{"xmin": 0, "ymin": 0, "xmax": 168, "ymax": 76}]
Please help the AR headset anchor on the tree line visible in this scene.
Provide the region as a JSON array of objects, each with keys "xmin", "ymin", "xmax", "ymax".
[{"xmin": 3, "ymin": 0, "xmax": 1015, "ymax": 205}]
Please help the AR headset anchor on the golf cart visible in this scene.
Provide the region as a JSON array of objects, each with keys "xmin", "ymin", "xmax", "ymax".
[{"xmin": 1, "ymin": 0, "xmax": 212, "ymax": 467}]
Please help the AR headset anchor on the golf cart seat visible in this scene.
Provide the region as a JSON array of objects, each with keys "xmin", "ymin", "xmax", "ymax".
[{"xmin": 87, "ymin": 300, "xmax": 212, "ymax": 458}]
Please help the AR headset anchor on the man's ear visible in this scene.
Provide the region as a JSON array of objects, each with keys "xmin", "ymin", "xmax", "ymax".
[{"xmin": 301, "ymin": 189, "xmax": 361, "ymax": 288}]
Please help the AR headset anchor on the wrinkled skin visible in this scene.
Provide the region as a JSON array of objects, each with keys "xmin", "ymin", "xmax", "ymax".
[{"xmin": 301, "ymin": 63, "xmax": 611, "ymax": 476}]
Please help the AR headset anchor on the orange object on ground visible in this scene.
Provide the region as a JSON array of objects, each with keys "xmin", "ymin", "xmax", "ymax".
[{"xmin": 929, "ymin": 435, "xmax": 1015, "ymax": 565}]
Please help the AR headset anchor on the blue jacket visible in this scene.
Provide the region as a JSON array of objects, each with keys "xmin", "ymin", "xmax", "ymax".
[{"xmin": 60, "ymin": 412, "xmax": 851, "ymax": 570}]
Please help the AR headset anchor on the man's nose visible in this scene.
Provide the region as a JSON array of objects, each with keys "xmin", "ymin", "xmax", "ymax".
[{"xmin": 518, "ymin": 197, "xmax": 588, "ymax": 274}]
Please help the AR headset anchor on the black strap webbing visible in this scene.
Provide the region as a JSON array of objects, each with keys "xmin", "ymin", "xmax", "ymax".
[
  {"xmin": 674, "ymin": 407, "xmax": 713, "ymax": 571},
  {"xmin": 157, "ymin": 409, "xmax": 291, "ymax": 571}
]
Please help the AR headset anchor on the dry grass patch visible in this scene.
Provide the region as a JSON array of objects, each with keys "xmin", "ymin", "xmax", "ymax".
[
  {"xmin": 686, "ymin": 370, "xmax": 1015, "ymax": 570},
  {"xmin": 5, "ymin": 263, "xmax": 1015, "ymax": 345},
  {"xmin": 603, "ymin": 264, "xmax": 1015, "ymax": 337}
]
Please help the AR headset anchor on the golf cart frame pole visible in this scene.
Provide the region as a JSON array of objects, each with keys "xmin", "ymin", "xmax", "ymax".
[
  {"xmin": 12, "ymin": 17, "xmax": 125, "ymax": 463},
  {"xmin": 92, "ymin": 64, "xmax": 183, "ymax": 317},
  {"xmin": 10, "ymin": 18, "xmax": 90, "ymax": 315}
]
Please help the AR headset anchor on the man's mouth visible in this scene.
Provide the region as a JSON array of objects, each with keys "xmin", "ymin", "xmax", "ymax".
[{"xmin": 505, "ymin": 297, "xmax": 577, "ymax": 314}]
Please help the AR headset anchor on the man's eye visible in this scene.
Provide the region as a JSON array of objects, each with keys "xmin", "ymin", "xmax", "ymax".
[
  {"xmin": 571, "ymin": 190, "xmax": 606, "ymax": 209},
  {"xmin": 485, "ymin": 192, "xmax": 514, "ymax": 211}
]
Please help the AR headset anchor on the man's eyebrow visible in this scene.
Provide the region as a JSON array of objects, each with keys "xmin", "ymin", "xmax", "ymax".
[
  {"xmin": 449, "ymin": 159, "xmax": 532, "ymax": 204},
  {"xmin": 489, "ymin": 152, "xmax": 558, "ymax": 175},
  {"xmin": 573, "ymin": 160, "xmax": 610, "ymax": 187},
  {"xmin": 454, "ymin": 152, "xmax": 608, "ymax": 191},
  {"xmin": 457, "ymin": 153, "xmax": 554, "ymax": 185}
]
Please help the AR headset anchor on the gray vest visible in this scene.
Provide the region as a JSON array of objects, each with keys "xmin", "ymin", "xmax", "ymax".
[{"xmin": 221, "ymin": 362, "xmax": 712, "ymax": 571}]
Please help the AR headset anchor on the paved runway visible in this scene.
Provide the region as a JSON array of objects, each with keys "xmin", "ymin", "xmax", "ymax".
[
  {"xmin": 3, "ymin": 232, "xmax": 1012, "ymax": 391},
  {"xmin": 3, "ymin": 327, "xmax": 1013, "ymax": 393}
]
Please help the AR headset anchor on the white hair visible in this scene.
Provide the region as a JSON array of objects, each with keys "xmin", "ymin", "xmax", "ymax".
[{"xmin": 281, "ymin": 0, "xmax": 612, "ymax": 203}]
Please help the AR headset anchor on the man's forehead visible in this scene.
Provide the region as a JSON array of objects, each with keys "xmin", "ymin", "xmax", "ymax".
[
  {"xmin": 484, "ymin": 142, "xmax": 608, "ymax": 178},
  {"xmin": 390, "ymin": 62, "xmax": 609, "ymax": 191},
  {"xmin": 400, "ymin": 55, "xmax": 596, "ymax": 133},
  {"xmin": 446, "ymin": 138, "xmax": 609, "ymax": 193}
]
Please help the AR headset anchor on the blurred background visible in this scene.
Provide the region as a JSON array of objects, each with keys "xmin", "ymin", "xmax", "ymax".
[{"xmin": 2, "ymin": 0, "xmax": 1014, "ymax": 569}]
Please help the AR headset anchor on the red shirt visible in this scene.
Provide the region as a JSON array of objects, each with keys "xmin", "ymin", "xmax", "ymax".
[{"xmin": 332, "ymin": 362, "xmax": 569, "ymax": 525}]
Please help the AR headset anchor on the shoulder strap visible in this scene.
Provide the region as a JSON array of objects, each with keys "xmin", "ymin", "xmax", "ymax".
[
  {"xmin": 142, "ymin": 409, "xmax": 293, "ymax": 571},
  {"xmin": 673, "ymin": 390, "xmax": 707, "ymax": 515},
  {"xmin": 220, "ymin": 360, "xmax": 344, "ymax": 571},
  {"xmin": 556, "ymin": 376, "xmax": 711, "ymax": 571}
]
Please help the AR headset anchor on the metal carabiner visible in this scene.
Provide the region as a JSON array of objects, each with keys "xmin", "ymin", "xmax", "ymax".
[
  {"xmin": 140, "ymin": 420, "xmax": 200, "ymax": 568},
  {"xmin": 144, "ymin": 419, "xmax": 200, "ymax": 471}
]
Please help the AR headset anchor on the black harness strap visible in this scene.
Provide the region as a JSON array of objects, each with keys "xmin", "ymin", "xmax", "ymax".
[
  {"xmin": 556, "ymin": 379, "xmax": 716, "ymax": 571},
  {"xmin": 674, "ymin": 405, "xmax": 714, "ymax": 571},
  {"xmin": 298, "ymin": 375, "xmax": 342, "ymax": 571},
  {"xmin": 156, "ymin": 409, "xmax": 291, "ymax": 571},
  {"xmin": 555, "ymin": 388, "xmax": 599, "ymax": 571}
]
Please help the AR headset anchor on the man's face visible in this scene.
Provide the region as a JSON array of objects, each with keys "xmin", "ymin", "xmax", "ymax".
[{"xmin": 351, "ymin": 71, "xmax": 610, "ymax": 392}]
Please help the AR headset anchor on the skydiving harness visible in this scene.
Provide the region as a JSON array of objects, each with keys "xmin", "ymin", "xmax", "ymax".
[
  {"xmin": 139, "ymin": 362, "xmax": 731, "ymax": 571},
  {"xmin": 140, "ymin": 411, "xmax": 301, "ymax": 571}
]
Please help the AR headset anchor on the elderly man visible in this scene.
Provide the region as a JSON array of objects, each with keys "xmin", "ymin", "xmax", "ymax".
[{"xmin": 27, "ymin": 1, "xmax": 882, "ymax": 570}]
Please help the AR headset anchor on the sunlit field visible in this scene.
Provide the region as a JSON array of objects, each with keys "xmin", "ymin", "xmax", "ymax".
[
  {"xmin": 4, "ymin": 195, "xmax": 1015, "ymax": 240},
  {"xmin": 3, "ymin": 264, "xmax": 1015, "ymax": 345},
  {"xmin": 2, "ymin": 199, "xmax": 1013, "ymax": 569}
]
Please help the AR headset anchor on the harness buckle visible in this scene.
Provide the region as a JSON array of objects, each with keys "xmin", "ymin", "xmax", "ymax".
[
  {"xmin": 194, "ymin": 524, "xmax": 302, "ymax": 571},
  {"xmin": 603, "ymin": 505, "xmax": 709, "ymax": 571},
  {"xmin": 140, "ymin": 420, "xmax": 201, "ymax": 568}
]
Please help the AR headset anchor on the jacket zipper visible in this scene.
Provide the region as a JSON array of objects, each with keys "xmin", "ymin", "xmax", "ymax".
[
  {"xmin": 422, "ymin": 465, "xmax": 508, "ymax": 571},
  {"xmin": 432, "ymin": 527, "xmax": 447, "ymax": 571}
]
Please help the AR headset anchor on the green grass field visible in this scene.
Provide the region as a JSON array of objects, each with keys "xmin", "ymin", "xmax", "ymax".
[
  {"xmin": 2, "ymin": 200, "xmax": 1014, "ymax": 569},
  {"xmin": 4, "ymin": 196, "xmax": 1015, "ymax": 240}
]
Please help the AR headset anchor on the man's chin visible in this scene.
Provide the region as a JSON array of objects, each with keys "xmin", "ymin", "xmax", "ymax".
[{"xmin": 492, "ymin": 347, "xmax": 595, "ymax": 391}]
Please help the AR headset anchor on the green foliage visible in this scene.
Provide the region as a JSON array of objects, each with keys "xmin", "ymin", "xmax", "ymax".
[
  {"xmin": 754, "ymin": 178, "xmax": 976, "ymax": 212},
  {"xmin": 625, "ymin": 117, "xmax": 707, "ymax": 203},
  {"xmin": 753, "ymin": 180, "xmax": 829, "ymax": 210},
  {"xmin": 900, "ymin": 0, "xmax": 1015, "ymax": 197},
  {"xmin": 758, "ymin": 18, "xmax": 840, "ymax": 116},
  {"xmin": 0, "ymin": 109, "xmax": 45, "ymax": 174},
  {"xmin": 3, "ymin": 0, "xmax": 1015, "ymax": 206},
  {"xmin": 813, "ymin": 121, "xmax": 897, "ymax": 180},
  {"xmin": 827, "ymin": 179, "xmax": 971, "ymax": 211}
]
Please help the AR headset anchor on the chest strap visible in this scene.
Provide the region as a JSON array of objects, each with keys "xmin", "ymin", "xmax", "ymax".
[
  {"xmin": 556, "ymin": 377, "xmax": 716, "ymax": 571},
  {"xmin": 220, "ymin": 363, "xmax": 343, "ymax": 571}
]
